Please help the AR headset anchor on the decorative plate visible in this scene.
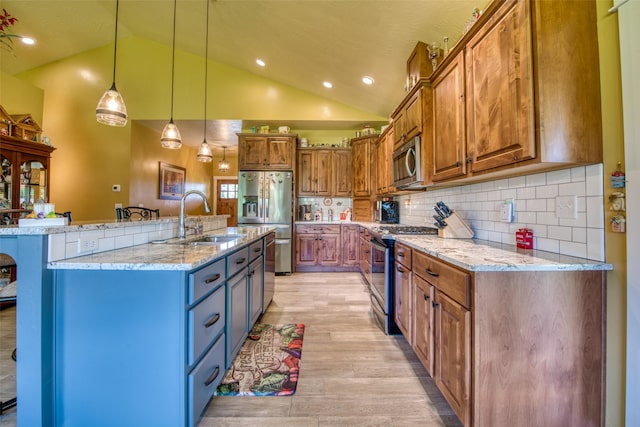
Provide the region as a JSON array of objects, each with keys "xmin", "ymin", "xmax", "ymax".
[{"xmin": 323, "ymin": 197, "xmax": 332, "ymax": 206}]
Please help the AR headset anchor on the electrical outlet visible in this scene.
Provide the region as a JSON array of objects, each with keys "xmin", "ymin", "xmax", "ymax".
[
  {"xmin": 500, "ymin": 199, "xmax": 514, "ymax": 222},
  {"xmin": 78, "ymin": 237, "xmax": 99, "ymax": 253},
  {"xmin": 555, "ymin": 195, "xmax": 577, "ymax": 219},
  {"xmin": 115, "ymin": 203, "xmax": 122, "ymax": 209}
]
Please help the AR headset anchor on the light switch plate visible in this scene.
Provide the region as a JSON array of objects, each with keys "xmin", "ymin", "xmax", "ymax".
[{"xmin": 556, "ymin": 195, "xmax": 577, "ymax": 219}]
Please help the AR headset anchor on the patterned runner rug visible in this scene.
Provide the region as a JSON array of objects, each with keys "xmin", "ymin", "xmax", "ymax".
[{"xmin": 215, "ymin": 323, "xmax": 305, "ymax": 396}]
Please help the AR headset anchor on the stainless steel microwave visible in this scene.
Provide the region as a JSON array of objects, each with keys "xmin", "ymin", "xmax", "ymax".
[{"xmin": 392, "ymin": 135, "xmax": 422, "ymax": 188}]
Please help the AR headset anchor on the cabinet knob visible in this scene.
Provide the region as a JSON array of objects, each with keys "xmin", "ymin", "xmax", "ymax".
[
  {"xmin": 424, "ymin": 294, "xmax": 430, "ymax": 301},
  {"xmin": 432, "ymin": 301, "xmax": 439, "ymax": 309}
]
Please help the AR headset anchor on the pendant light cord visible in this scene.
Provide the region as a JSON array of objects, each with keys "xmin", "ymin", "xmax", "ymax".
[
  {"xmin": 112, "ymin": 0, "xmax": 120, "ymax": 83},
  {"xmin": 203, "ymin": 0, "xmax": 209, "ymax": 138},
  {"xmin": 170, "ymin": 0, "xmax": 177, "ymax": 120}
]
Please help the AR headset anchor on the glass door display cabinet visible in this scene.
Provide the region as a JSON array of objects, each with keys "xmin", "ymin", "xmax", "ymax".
[{"xmin": 0, "ymin": 136, "xmax": 54, "ymax": 224}]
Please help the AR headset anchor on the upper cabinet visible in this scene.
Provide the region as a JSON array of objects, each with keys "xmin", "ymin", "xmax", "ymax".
[
  {"xmin": 237, "ymin": 134, "xmax": 296, "ymax": 170},
  {"xmin": 375, "ymin": 126, "xmax": 396, "ymax": 195},
  {"xmin": 392, "ymin": 87, "xmax": 424, "ymax": 151},
  {"xmin": 428, "ymin": 0, "xmax": 602, "ymax": 184},
  {"xmin": 464, "ymin": 0, "xmax": 535, "ymax": 174},
  {"xmin": 296, "ymin": 148, "xmax": 351, "ymax": 197}
]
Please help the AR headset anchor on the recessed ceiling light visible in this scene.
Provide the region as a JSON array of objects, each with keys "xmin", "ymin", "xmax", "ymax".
[
  {"xmin": 362, "ymin": 76, "xmax": 374, "ymax": 85},
  {"xmin": 323, "ymin": 81, "xmax": 333, "ymax": 89},
  {"xmin": 21, "ymin": 37, "xmax": 35, "ymax": 45},
  {"xmin": 256, "ymin": 59, "xmax": 266, "ymax": 67}
]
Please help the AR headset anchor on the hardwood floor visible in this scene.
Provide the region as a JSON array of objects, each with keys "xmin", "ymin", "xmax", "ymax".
[
  {"xmin": 0, "ymin": 303, "xmax": 16, "ymax": 426},
  {"xmin": 201, "ymin": 272, "xmax": 462, "ymax": 427},
  {"xmin": 0, "ymin": 273, "xmax": 462, "ymax": 427}
]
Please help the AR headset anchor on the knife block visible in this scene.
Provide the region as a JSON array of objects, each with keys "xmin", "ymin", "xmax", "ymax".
[{"xmin": 438, "ymin": 211, "xmax": 474, "ymax": 239}]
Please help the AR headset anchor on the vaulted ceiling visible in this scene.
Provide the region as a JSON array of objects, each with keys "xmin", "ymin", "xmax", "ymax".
[{"xmin": 1, "ymin": 0, "xmax": 482, "ymax": 145}]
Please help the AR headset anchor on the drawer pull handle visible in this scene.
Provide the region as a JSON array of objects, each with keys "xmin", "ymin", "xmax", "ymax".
[
  {"xmin": 235, "ymin": 258, "xmax": 246, "ymax": 264},
  {"xmin": 432, "ymin": 302, "xmax": 439, "ymax": 309},
  {"xmin": 204, "ymin": 313, "xmax": 221, "ymax": 328},
  {"xmin": 398, "ymin": 252, "xmax": 405, "ymax": 257},
  {"xmin": 204, "ymin": 366, "xmax": 221, "ymax": 386},
  {"xmin": 425, "ymin": 268, "xmax": 439, "ymax": 277},
  {"xmin": 424, "ymin": 294, "xmax": 430, "ymax": 301},
  {"xmin": 204, "ymin": 273, "xmax": 221, "ymax": 284},
  {"xmin": 397, "ymin": 266, "xmax": 404, "ymax": 272},
  {"xmin": 253, "ymin": 247, "xmax": 261, "ymax": 253}
]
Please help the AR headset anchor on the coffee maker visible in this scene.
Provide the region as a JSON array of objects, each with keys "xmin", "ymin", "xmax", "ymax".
[{"xmin": 298, "ymin": 204, "xmax": 312, "ymax": 221}]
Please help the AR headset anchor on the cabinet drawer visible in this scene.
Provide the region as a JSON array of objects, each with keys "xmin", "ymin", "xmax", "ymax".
[
  {"xmin": 249, "ymin": 240, "xmax": 263, "ymax": 261},
  {"xmin": 189, "ymin": 333, "xmax": 225, "ymax": 427},
  {"xmin": 296, "ymin": 224, "xmax": 340, "ymax": 234},
  {"xmin": 189, "ymin": 284, "xmax": 225, "ymax": 366},
  {"xmin": 413, "ymin": 251, "xmax": 470, "ymax": 308},
  {"xmin": 189, "ymin": 258, "xmax": 225, "ymax": 304},
  {"xmin": 395, "ymin": 242, "xmax": 412, "ymax": 269},
  {"xmin": 227, "ymin": 247, "xmax": 249, "ymax": 278}
]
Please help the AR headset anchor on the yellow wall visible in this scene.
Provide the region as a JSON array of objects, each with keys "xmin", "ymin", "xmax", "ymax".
[
  {"xmin": 596, "ymin": 1, "xmax": 627, "ymax": 425},
  {"xmin": 13, "ymin": 37, "xmax": 385, "ymax": 221},
  {"xmin": 0, "ymin": 71, "xmax": 44, "ymax": 123}
]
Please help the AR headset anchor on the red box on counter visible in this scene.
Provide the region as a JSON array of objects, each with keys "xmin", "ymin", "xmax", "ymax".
[{"xmin": 516, "ymin": 228, "xmax": 534, "ymax": 249}]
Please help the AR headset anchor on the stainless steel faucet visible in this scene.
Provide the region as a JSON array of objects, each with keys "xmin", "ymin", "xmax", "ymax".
[{"xmin": 179, "ymin": 190, "xmax": 211, "ymax": 239}]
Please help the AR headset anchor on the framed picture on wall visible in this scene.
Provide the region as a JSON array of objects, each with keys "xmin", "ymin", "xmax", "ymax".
[{"xmin": 158, "ymin": 162, "xmax": 186, "ymax": 200}]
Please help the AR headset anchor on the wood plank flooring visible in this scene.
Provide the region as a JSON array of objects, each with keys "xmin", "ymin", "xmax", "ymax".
[
  {"xmin": 0, "ymin": 303, "xmax": 16, "ymax": 426},
  {"xmin": 201, "ymin": 272, "xmax": 462, "ymax": 427}
]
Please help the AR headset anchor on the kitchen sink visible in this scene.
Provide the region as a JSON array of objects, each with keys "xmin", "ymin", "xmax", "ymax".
[{"xmin": 188, "ymin": 234, "xmax": 244, "ymax": 245}]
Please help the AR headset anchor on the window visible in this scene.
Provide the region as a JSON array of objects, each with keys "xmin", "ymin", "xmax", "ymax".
[{"xmin": 220, "ymin": 183, "xmax": 237, "ymax": 199}]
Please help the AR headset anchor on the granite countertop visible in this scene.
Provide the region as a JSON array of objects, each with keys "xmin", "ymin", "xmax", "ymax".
[
  {"xmin": 48, "ymin": 226, "xmax": 275, "ymax": 271},
  {"xmin": 390, "ymin": 234, "xmax": 613, "ymax": 272}
]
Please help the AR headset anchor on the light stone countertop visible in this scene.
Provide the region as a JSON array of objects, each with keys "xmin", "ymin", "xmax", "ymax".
[
  {"xmin": 47, "ymin": 226, "xmax": 276, "ymax": 271},
  {"xmin": 389, "ymin": 234, "xmax": 613, "ymax": 272}
]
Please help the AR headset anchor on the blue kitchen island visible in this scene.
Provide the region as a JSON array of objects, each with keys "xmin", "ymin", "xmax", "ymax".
[{"xmin": 0, "ymin": 217, "xmax": 274, "ymax": 427}]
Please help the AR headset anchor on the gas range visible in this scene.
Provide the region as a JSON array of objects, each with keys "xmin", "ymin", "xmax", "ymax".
[{"xmin": 375, "ymin": 225, "xmax": 439, "ymax": 235}]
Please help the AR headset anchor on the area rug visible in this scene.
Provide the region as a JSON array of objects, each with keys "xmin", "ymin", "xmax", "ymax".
[{"xmin": 215, "ymin": 323, "xmax": 305, "ymax": 396}]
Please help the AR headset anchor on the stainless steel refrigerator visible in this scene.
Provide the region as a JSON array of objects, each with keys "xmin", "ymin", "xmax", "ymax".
[{"xmin": 238, "ymin": 171, "xmax": 293, "ymax": 274}]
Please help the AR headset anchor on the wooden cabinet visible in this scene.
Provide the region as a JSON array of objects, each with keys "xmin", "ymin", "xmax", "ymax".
[
  {"xmin": 395, "ymin": 240, "xmax": 605, "ymax": 427},
  {"xmin": 464, "ymin": 0, "xmax": 534, "ymax": 174},
  {"xmin": 341, "ymin": 224, "xmax": 359, "ymax": 266},
  {"xmin": 392, "ymin": 87, "xmax": 423, "ymax": 150},
  {"xmin": 375, "ymin": 126, "xmax": 395, "ymax": 195},
  {"xmin": 413, "ymin": 274, "xmax": 434, "ymax": 376},
  {"xmin": 432, "ymin": 51, "xmax": 467, "ymax": 182},
  {"xmin": 297, "ymin": 148, "xmax": 351, "ymax": 197},
  {"xmin": 394, "ymin": 242, "xmax": 412, "ymax": 340},
  {"xmin": 351, "ymin": 135, "xmax": 376, "ymax": 220},
  {"xmin": 351, "ymin": 137, "xmax": 373, "ymax": 197},
  {"xmin": 332, "ymin": 149, "xmax": 352, "ymax": 197},
  {"xmin": 237, "ymin": 134, "xmax": 295, "ymax": 170},
  {"xmin": 295, "ymin": 224, "xmax": 341, "ymax": 270},
  {"xmin": 0, "ymin": 136, "xmax": 54, "ymax": 224},
  {"xmin": 428, "ymin": 0, "xmax": 602, "ymax": 184},
  {"xmin": 359, "ymin": 227, "xmax": 371, "ymax": 285}
]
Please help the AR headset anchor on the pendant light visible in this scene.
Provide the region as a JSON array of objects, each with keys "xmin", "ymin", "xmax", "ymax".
[
  {"xmin": 161, "ymin": 0, "xmax": 182, "ymax": 149},
  {"xmin": 196, "ymin": 0, "xmax": 213, "ymax": 163},
  {"xmin": 96, "ymin": 0, "xmax": 128, "ymax": 127},
  {"xmin": 218, "ymin": 146, "xmax": 230, "ymax": 172}
]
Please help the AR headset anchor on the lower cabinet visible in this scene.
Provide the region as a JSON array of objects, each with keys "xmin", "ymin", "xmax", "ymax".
[
  {"xmin": 227, "ymin": 267, "xmax": 249, "ymax": 367},
  {"xmin": 248, "ymin": 255, "xmax": 264, "ymax": 326},
  {"xmin": 341, "ymin": 224, "xmax": 359, "ymax": 266},
  {"xmin": 188, "ymin": 333, "xmax": 225, "ymax": 425},
  {"xmin": 396, "ymin": 244, "xmax": 605, "ymax": 427},
  {"xmin": 394, "ymin": 242, "xmax": 412, "ymax": 340}
]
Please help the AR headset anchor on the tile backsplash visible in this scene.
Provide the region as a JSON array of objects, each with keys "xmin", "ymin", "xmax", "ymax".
[{"xmin": 398, "ymin": 164, "xmax": 605, "ymax": 261}]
